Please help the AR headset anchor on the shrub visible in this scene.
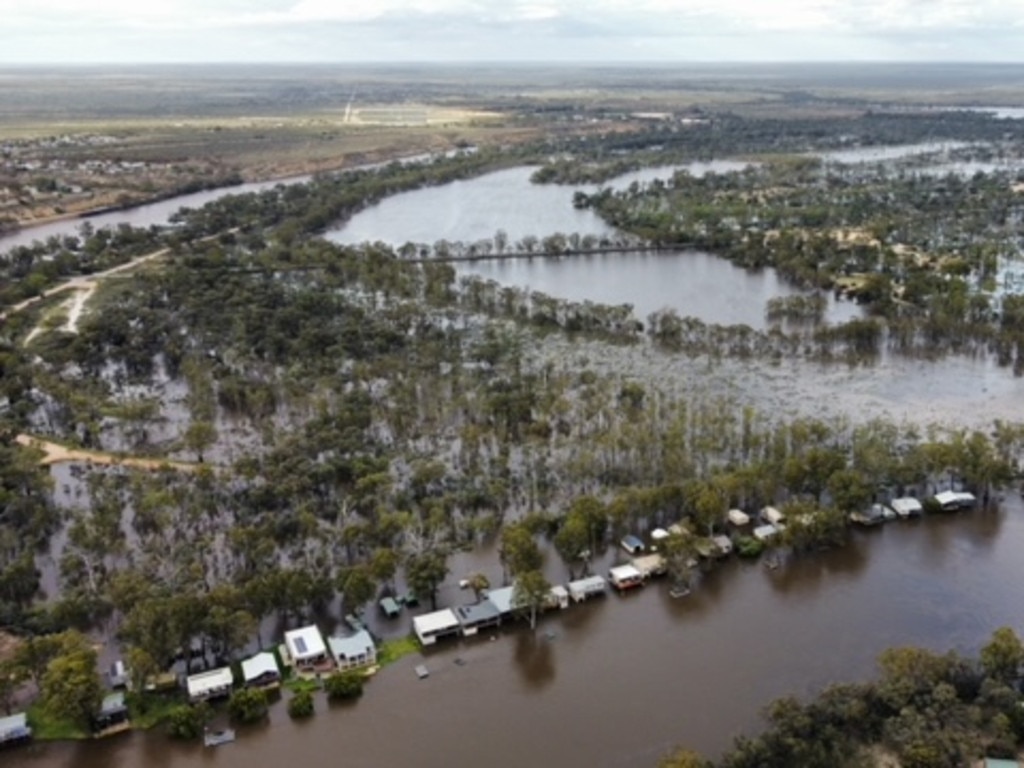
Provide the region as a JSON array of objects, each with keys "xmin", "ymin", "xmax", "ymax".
[
  {"xmin": 287, "ymin": 690, "xmax": 315, "ymax": 719},
  {"xmin": 166, "ymin": 702, "xmax": 209, "ymax": 740},
  {"xmin": 228, "ymin": 687, "xmax": 268, "ymax": 724},
  {"xmin": 325, "ymin": 671, "xmax": 364, "ymax": 702},
  {"xmin": 736, "ymin": 536, "xmax": 765, "ymax": 559}
]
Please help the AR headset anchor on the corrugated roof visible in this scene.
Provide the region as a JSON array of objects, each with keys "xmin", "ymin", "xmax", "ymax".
[
  {"xmin": 568, "ymin": 575, "xmax": 607, "ymax": 593},
  {"xmin": 241, "ymin": 652, "xmax": 280, "ymax": 682},
  {"xmin": 412, "ymin": 609, "xmax": 460, "ymax": 635},
  {"xmin": 284, "ymin": 625, "xmax": 326, "ymax": 660},
  {"xmin": 328, "ymin": 629, "xmax": 375, "ymax": 661},
  {"xmin": 486, "ymin": 585, "xmax": 515, "ymax": 615},
  {"xmin": 456, "ymin": 600, "xmax": 500, "ymax": 626},
  {"xmin": 186, "ymin": 667, "xmax": 234, "ymax": 698}
]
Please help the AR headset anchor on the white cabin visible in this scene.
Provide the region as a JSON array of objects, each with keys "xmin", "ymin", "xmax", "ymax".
[
  {"xmin": 891, "ymin": 497, "xmax": 923, "ymax": 517},
  {"xmin": 567, "ymin": 575, "xmax": 607, "ymax": 602},
  {"xmin": 760, "ymin": 506, "xmax": 785, "ymax": 526},
  {"xmin": 609, "ymin": 564, "xmax": 644, "ymax": 591}
]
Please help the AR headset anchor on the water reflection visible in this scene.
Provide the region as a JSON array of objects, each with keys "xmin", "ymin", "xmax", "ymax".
[{"xmin": 512, "ymin": 631, "xmax": 556, "ymax": 690}]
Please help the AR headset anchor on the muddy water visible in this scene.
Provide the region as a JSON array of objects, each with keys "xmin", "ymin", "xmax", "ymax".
[
  {"xmin": 328, "ymin": 163, "xmax": 858, "ymax": 329},
  {"xmin": 325, "ymin": 161, "xmax": 753, "ymax": 249},
  {"xmin": 456, "ymin": 249, "xmax": 861, "ymax": 329},
  {"xmin": 15, "ymin": 501, "xmax": 1024, "ymax": 768},
  {"xmin": 0, "ymin": 175, "xmax": 314, "ymax": 254}
]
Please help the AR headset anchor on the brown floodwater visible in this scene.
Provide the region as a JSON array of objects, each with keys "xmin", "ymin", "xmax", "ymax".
[{"xmin": 11, "ymin": 498, "xmax": 1024, "ymax": 768}]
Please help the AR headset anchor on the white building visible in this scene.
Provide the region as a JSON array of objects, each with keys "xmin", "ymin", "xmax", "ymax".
[
  {"xmin": 186, "ymin": 667, "xmax": 234, "ymax": 703},
  {"xmin": 412, "ymin": 609, "xmax": 461, "ymax": 646},
  {"xmin": 328, "ymin": 629, "xmax": 377, "ymax": 670},
  {"xmin": 284, "ymin": 625, "xmax": 330, "ymax": 671},
  {"xmin": 241, "ymin": 651, "xmax": 281, "ymax": 688}
]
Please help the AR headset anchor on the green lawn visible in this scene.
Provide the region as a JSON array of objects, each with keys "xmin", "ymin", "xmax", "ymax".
[
  {"xmin": 27, "ymin": 703, "xmax": 89, "ymax": 741},
  {"xmin": 127, "ymin": 691, "xmax": 186, "ymax": 730},
  {"xmin": 378, "ymin": 636, "xmax": 420, "ymax": 667}
]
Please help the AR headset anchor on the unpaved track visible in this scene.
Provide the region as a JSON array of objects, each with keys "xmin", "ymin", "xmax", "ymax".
[{"xmin": 14, "ymin": 434, "xmax": 200, "ymax": 471}]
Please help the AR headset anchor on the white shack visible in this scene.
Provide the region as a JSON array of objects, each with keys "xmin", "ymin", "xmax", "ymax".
[
  {"xmin": 186, "ymin": 667, "xmax": 234, "ymax": 703},
  {"xmin": 567, "ymin": 575, "xmax": 607, "ymax": 603},
  {"xmin": 412, "ymin": 608, "xmax": 461, "ymax": 646}
]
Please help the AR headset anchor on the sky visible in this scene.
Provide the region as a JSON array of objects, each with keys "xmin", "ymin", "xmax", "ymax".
[{"xmin": 0, "ymin": 0, "xmax": 1022, "ymax": 64}]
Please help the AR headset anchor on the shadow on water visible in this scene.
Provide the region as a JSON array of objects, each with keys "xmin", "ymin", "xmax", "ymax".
[
  {"xmin": 765, "ymin": 537, "xmax": 871, "ymax": 597},
  {"xmin": 511, "ymin": 628, "xmax": 556, "ymax": 691}
]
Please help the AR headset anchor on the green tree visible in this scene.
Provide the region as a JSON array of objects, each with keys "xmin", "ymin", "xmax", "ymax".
[
  {"xmin": 466, "ymin": 572, "xmax": 490, "ymax": 602},
  {"xmin": 500, "ymin": 523, "xmax": 542, "ymax": 580},
  {"xmin": 40, "ymin": 642, "xmax": 103, "ymax": 728},
  {"xmin": 553, "ymin": 513, "xmax": 590, "ymax": 579},
  {"xmin": 338, "ymin": 564, "xmax": 376, "ymax": 614},
  {"xmin": 980, "ymin": 627, "xmax": 1024, "ymax": 684},
  {"xmin": 287, "ymin": 689, "xmax": 315, "ymax": 719},
  {"xmin": 183, "ymin": 420, "xmax": 217, "ymax": 463},
  {"xmin": 325, "ymin": 670, "xmax": 364, "ymax": 701},
  {"xmin": 405, "ymin": 551, "xmax": 449, "ymax": 611},
  {"xmin": 658, "ymin": 748, "xmax": 712, "ymax": 768},
  {"xmin": 661, "ymin": 529, "xmax": 698, "ymax": 592},
  {"xmin": 513, "ymin": 570, "xmax": 551, "ymax": 630},
  {"xmin": 167, "ymin": 702, "xmax": 210, "ymax": 740},
  {"xmin": 228, "ymin": 687, "xmax": 268, "ymax": 724}
]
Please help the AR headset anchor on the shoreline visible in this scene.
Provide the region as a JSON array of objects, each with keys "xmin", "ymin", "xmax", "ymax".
[{"xmin": 2, "ymin": 143, "xmax": 468, "ymax": 242}]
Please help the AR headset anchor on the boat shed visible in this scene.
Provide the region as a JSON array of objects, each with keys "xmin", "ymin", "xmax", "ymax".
[
  {"xmin": 456, "ymin": 600, "xmax": 502, "ymax": 636},
  {"xmin": 547, "ymin": 584, "xmax": 569, "ymax": 610},
  {"xmin": 413, "ymin": 608, "xmax": 461, "ymax": 646},
  {"xmin": 752, "ymin": 524, "xmax": 779, "ymax": 542},
  {"xmin": 0, "ymin": 712, "xmax": 31, "ymax": 746},
  {"xmin": 760, "ymin": 506, "xmax": 785, "ymax": 525},
  {"xmin": 379, "ymin": 596, "xmax": 401, "ymax": 618},
  {"xmin": 609, "ymin": 564, "xmax": 644, "ymax": 591},
  {"xmin": 934, "ymin": 490, "xmax": 977, "ymax": 511},
  {"xmin": 241, "ymin": 651, "xmax": 281, "ymax": 689},
  {"xmin": 328, "ymin": 629, "xmax": 377, "ymax": 670},
  {"xmin": 891, "ymin": 497, "xmax": 923, "ymax": 517},
  {"xmin": 631, "ymin": 553, "xmax": 667, "ymax": 578},
  {"xmin": 620, "ymin": 535, "xmax": 645, "ymax": 555},
  {"xmin": 284, "ymin": 624, "xmax": 330, "ymax": 670},
  {"xmin": 727, "ymin": 509, "xmax": 751, "ymax": 526},
  {"xmin": 186, "ymin": 667, "xmax": 234, "ymax": 703},
  {"xmin": 568, "ymin": 575, "xmax": 607, "ymax": 602},
  {"xmin": 712, "ymin": 534, "xmax": 734, "ymax": 556}
]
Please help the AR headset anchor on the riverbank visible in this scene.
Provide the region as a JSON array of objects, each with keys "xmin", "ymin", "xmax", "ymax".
[{"xmin": 12, "ymin": 501, "xmax": 1024, "ymax": 767}]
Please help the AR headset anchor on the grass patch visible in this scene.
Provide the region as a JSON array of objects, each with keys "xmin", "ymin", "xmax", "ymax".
[
  {"xmin": 378, "ymin": 636, "xmax": 420, "ymax": 667},
  {"xmin": 27, "ymin": 703, "xmax": 89, "ymax": 741},
  {"xmin": 283, "ymin": 676, "xmax": 322, "ymax": 694},
  {"xmin": 127, "ymin": 690, "xmax": 186, "ymax": 730}
]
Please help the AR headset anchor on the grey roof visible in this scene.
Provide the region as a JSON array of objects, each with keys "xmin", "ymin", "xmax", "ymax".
[
  {"xmin": 485, "ymin": 585, "xmax": 515, "ymax": 615},
  {"xmin": 455, "ymin": 600, "xmax": 501, "ymax": 626},
  {"xmin": 328, "ymin": 629, "xmax": 375, "ymax": 662}
]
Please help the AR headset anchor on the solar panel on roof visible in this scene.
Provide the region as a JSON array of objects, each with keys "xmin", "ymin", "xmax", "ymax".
[{"xmin": 294, "ymin": 636, "xmax": 307, "ymax": 655}]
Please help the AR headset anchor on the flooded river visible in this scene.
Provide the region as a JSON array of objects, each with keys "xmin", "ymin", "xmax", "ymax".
[
  {"xmin": 14, "ymin": 501, "xmax": 1024, "ymax": 768},
  {"xmin": 327, "ymin": 163, "xmax": 858, "ymax": 328},
  {"xmin": 10, "ymin": 152, "xmax": 1024, "ymax": 768}
]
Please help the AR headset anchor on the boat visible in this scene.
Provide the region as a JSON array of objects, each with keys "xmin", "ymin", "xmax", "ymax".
[{"xmin": 204, "ymin": 728, "xmax": 236, "ymax": 747}]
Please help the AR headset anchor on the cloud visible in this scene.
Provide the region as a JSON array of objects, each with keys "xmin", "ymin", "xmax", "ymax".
[{"xmin": 0, "ymin": 0, "xmax": 1021, "ymax": 62}]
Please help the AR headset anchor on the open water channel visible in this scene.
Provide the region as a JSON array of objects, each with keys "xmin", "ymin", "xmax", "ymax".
[{"xmin": 9, "ymin": 148, "xmax": 1024, "ymax": 767}]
